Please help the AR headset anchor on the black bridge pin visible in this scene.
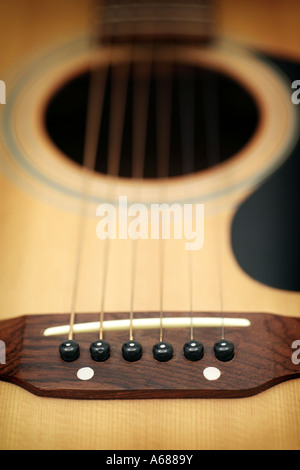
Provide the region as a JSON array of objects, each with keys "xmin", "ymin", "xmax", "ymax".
[
  {"xmin": 122, "ymin": 340, "xmax": 143, "ymax": 362},
  {"xmin": 59, "ymin": 339, "xmax": 80, "ymax": 362},
  {"xmin": 90, "ymin": 340, "xmax": 110, "ymax": 362},
  {"xmin": 153, "ymin": 341, "xmax": 173, "ymax": 362},
  {"xmin": 183, "ymin": 339, "xmax": 204, "ymax": 361},
  {"xmin": 214, "ymin": 339, "xmax": 234, "ymax": 362}
]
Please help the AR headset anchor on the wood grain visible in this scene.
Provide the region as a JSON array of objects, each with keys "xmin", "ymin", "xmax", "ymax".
[
  {"xmin": 1, "ymin": 312, "xmax": 300, "ymax": 399},
  {"xmin": 1, "ymin": 0, "xmax": 300, "ymax": 451}
]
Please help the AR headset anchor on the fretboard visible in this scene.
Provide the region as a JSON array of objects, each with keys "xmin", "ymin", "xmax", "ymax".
[{"xmin": 96, "ymin": 0, "xmax": 214, "ymax": 44}]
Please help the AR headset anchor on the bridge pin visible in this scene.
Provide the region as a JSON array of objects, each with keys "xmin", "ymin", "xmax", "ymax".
[
  {"xmin": 59, "ymin": 340, "xmax": 80, "ymax": 362},
  {"xmin": 214, "ymin": 339, "xmax": 234, "ymax": 362},
  {"xmin": 90, "ymin": 340, "xmax": 110, "ymax": 362},
  {"xmin": 122, "ymin": 340, "xmax": 143, "ymax": 362},
  {"xmin": 183, "ymin": 340, "xmax": 204, "ymax": 361},
  {"xmin": 153, "ymin": 341, "xmax": 173, "ymax": 362}
]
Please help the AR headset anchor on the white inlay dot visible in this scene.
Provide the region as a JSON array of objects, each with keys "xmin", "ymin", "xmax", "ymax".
[
  {"xmin": 77, "ymin": 367, "xmax": 94, "ymax": 381},
  {"xmin": 203, "ymin": 367, "xmax": 221, "ymax": 381}
]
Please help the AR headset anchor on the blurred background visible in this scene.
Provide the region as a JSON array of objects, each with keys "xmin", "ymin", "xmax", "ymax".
[
  {"xmin": 1, "ymin": 0, "xmax": 300, "ymax": 74},
  {"xmin": 0, "ymin": 0, "xmax": 299, "ymax": 291}
]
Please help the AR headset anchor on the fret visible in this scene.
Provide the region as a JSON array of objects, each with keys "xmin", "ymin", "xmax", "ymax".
[{"xmin": 96, "ymin": 0, "xmax": 214, "ymax": 43}]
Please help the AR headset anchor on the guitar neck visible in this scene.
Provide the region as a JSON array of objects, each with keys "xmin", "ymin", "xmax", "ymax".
[{"xmin": 96, "ymin": 0, "xmax": 215, "ymax": 44}]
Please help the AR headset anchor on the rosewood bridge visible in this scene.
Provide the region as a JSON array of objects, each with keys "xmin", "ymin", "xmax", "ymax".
[{"xmin": 0, "ymin": 311, "xmax": 300, "ymax": 399}]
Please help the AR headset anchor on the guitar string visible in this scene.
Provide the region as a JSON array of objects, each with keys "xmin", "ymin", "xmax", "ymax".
[
  {"xmin": 68, "ymin": 60, "xmax": 110, "ymax": 341},
  {"xmin": 69, "ymin": 32, "xmax": 217, "ymax": 343},
  {"xmin": 129, "ymin": 55, "xmax": 152, "ymax": 342},
  {"xmin": 155, "ymin": 60, "xmax": 173, "ymax": 344},
  {"xmin": 96, "ymin": 29, "xmax": 115, "ymax": 343},
  {"xmin": 105, "ymin": 16, "xmax": 152, "ymax": 342},
  {"xmin": 68, "ymin": 4, "xmax": 218, "ymax": 345},
  {"xmin": 178, "ymin": 64, "xmax": 195, "ymax": 340},
  {"xmin": 107, "ymin": 59, "xmax": 131, "ymax": 177},
  {"xmin": 132, "ymin": 58, "xmax": 152, "ymax": 179},
  {"xmin": 159, "ymin": 238, "xmax": 165, "ymax": 343},
  {"xmin": 104, "ymin": 38, "xmax": 153, "ymax": 343},
  {"xmin": 99, "ymin": 237, "xmax": 110, "ymax": 340},
  {"xmin": 104, "ymin": 44, "xmax": 135, "ymax": 342},
  {"xmin": 103, "ymin": 2, "xmax": 155, "ymax": 343},
  {"xmin": 179, "ymin": 64, "xmax": 195, "ymax": 176},
  {"xmin": 67, "ymin": 0, "xmax": 116, "ymax": 339},
  {"xmin": 68, "ymin": 60, "xmax": 225, "ymax": 346},
  {"xmin": 93, "ymin": 34, "xmax": 142, "ymax": 344},
  {"xmin": 95, "ymin": 11, "xmax": 131, "ymax": 342},
  {"xmin": 202, "ymin": 70, "xmax": 225, "ymax": 340},
  {"xmin": 127, "ymin": 48, "xmax": 174, "ymax": 346},
  {"xmin": 91, "ymin": 27, "xmax": 153, "ymax": 344},
  {"xmin": 188, "ymin": 250, "xmax": 194, "ymax": 340}
]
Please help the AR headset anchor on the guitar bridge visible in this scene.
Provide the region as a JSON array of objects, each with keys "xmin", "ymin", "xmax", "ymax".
[{"xmin": 0, "ymin": 312, "xmax": 299, "ymax": 399}]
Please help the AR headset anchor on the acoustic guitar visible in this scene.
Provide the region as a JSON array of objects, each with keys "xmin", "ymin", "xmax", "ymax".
[{"xmin": 0, "ymin": 0, "xmax": 300, "ymax": 450}]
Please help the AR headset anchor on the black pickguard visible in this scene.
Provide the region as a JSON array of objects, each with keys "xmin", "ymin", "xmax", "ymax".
[{"xmin": 231, "ymin": 56, "xmax": 300, "ymax": 292}]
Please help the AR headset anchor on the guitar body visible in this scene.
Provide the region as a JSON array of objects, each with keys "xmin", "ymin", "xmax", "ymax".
[{"xmin": 0, "ymin": 0, "xmax": 300, "ymax": 450}]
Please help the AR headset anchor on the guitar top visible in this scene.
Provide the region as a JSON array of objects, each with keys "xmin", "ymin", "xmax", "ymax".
[{"xmin": 0, "ymin": 0, "xmax": 300, "ymax": 450}]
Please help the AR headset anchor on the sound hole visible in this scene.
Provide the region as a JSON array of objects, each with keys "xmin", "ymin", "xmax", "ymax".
[{"xmin": 45, "ymin": 60, "xmax": 259, "ymax": 179}]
